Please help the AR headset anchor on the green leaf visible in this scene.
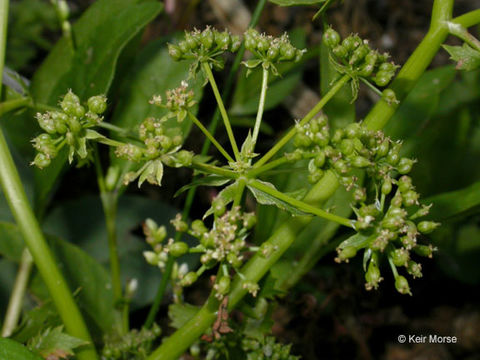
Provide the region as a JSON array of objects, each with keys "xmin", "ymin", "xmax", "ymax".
[
  {"xmin": 443, "ymin": 43, "xmax": 480, "ymax": 71},
  {"xmin": 230, "ymin": 29, "xmax": 306, "ymax": 116},
  {"xmin": 247, "ymin": 181, "xmax": 307, "ymax": 216},
  {"xmin": 168, "ymin": 303, "xmax": 200, "ymax": 329},
  {"xmin": 423, "ymin": 181, "xmax": 480, "ymax": 221},
  {"xmin": 174, "ymin": 175, "xmax": 231, "ymax": 197},
  {"xmin": 0, "ymin": 221, "xmax": 25, "ymax": 261},
  {"xmin": 28, "ymin": 326, "xmax": 87, "ymax": 359},
  {"xmin": 269, "ymin": 0, "xmax": 324, "ymax": 6},
  {"xmin": 28, "ymin": 0, "xmax": 163, "ymax": 210},
  {"xmin": 0, "ymin": 338, "xmax": 43, "ymax": 360}
]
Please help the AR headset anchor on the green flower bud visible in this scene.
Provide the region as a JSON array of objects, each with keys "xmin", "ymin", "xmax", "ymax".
[
  {"xmin": 417, "ymin": 221, "xmax": 440, "ymax": 234},
  {"xmin": 314, "ymin": 151, "xmax": 326, "ymax": 167},
  {"xmin": 178, "ymin": 40, "xmax": 190, "ymax": 53},
  {"xmin": 402, "ymin": 190, "xmax": 419, "ymax": 207},
  {"xmin": 175, "ymin": 150, "xmax": 194, "ymax": 166},
  {"xmin": 341, "ymin": 36, "xmax": 356, "ymax": 52},
  {"xmin": 397, "ymin": 157, "xmax": 415, "ymax": 174},
  {"xmin": 386, "ymin": 143, "xmax": 401, "ymax": 165},
  {"xmin": 333, "ymin": 159, "xmax": 349, "ymax": 174},
  {"xmin": 332, "ymin": 128, "xmax": 344, "ymax": 143},
  {"xmin": 216, "ymin": 276, "xmax": 231, "ymax": 295},
  {"xmin": 168, "ymin": 43, "xmax": 183, "ymax": 61},
  {"xmin": 200, "ymin": 27, "xmax": 214, "ymax": 49},
  {"xmin": 215, "ymin": 31, "xmax": 231, "ymax": 49},
  {"xmin": 345, "ymin": 123, "xmax": 361, "ymax": 138},
  {"xmin": 256, "ymin": 37, "xmax": 269, "ymax": 52},
  {"xmin": 332, "ymin": 44, "xmax": 348, "ymax": 59},
  {"xmin": 379, "ymin": 61, "xmax": 397, "ymax": 73},
  {"xmin": 279, "ymin": 43, "xmax": 295, "ymax": 60},
  {"xmin": 87, "ymin": 95, "xmax": 107, "ymax": 114},
  {"xmin": 413, "ymin": 244, "xmax": 435, "ymax": 258},
  {"xmin": 339, "ymin": 139, "xmax": 354, "ymax": 155},
  {"xmin": 185, "ymin": 32, "xmax": 198, "ymax": 50},
  {"xmin": 62, "ymin": 90, "xmax": 80, "ymax": 106},
  {"xmin": 230, "ymin": 35, "xmax": 241, "ymax": 52},
  {"xmin": 349, "ymin": 44, "xmax": 369, "ymax": 65},
  {"xmin": 382, "ymin": 89, "xmax": 399, "ymax": 105},
  {"xmin": 365, "ymin": 260, "xmax": 383, "ymax": 290},
  {"xmin": 181, "ymin": 272, "xmax": 198, "ymax": 287},
  {"xmin": 267, "ymin": 46, "xmax": 280, "ymax": 61},
  {"xmin": 212, "ymin": 197, "xmax": 226, "ymax": 217},
  {"xmin": 381, "ymin": 178, "xmax": 392, "ymax": 195},
  {"xmin": 227, "ymin": 253, "xmax": 242, "ymax": 268},
  {"xmin": 390, "ymin": 248, "xmax": 409, "ymax": 267},
  {"xmin": 351, "ymin": 156, "xmax": 371, "ymax": 168},
  {"xmin": 191, "ymin": 219, "xmax": 208, "ymax": 237},
  {"xmin": 374, "ymin": 70, "xmax": 393, "ymax": 87},
  {"xmin": 259, "ymin": 242, "xmax": 275, "ymax": 258},
  {"xmin": 336, "ymin": 246, "xmax": 357, "ymax": 262},
  {"xmin": 376, "ymin": 139, "xmax": 390, "ymax": 158},
  {"xmin": 398, "ymin": 175, "xmax": 413, "ymax": 193},
  {"xmin": 169, "ymin": 242, "xmax": 189, "ymax": 257},
  {"xmin": 395, "ymin": 275, "xmax": 412, "ymax": 295},
  {"xmin": 354, "ymin": 187, "xmax": 367, "ymax": 203},
  {"xmin": 66, "ymin": 116, "xmax": 82, "ymax": 133},
  {"xmin": 322, "ymin": 27, "xmax": 341, "ymax": 48},
  {"xmin": 32, "ymin": 152, "xmax": 51, "ymax": 169}
]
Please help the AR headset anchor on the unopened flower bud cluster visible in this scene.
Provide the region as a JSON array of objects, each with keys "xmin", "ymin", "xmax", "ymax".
[{"xmin": 32, "ymin": 90, "xmax": 107, "ymax": 168}]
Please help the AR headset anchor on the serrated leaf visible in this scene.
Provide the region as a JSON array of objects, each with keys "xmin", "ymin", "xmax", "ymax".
[
  {"xmin": 269, "ymin": 0, "xmax": 324, "ymax": 6},
  {"xmin": 174, "ymin": 175, "xmax": 231, "ymax": 197},
  {"xmin": 247, "ymin": 181, "xmax": 307, "ymax": 216},
  {"xmin": 28, "ymin": 326, "xmax": 87, "ymax": 359},
  {"xmin": 0, "ymin": 338, "xmax": 43, "ymax": 360},
  {"xmin": 168, "ymin": 303, "xmax": 200, "ymax": 329},
  {"xmin": 443, "ymin": 43, "xmax": 480, "ymax": 71}
]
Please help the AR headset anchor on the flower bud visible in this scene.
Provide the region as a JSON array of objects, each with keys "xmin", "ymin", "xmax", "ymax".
[
  {"xmin": 200, "ymin": 28, "xmax": 214, "ymax": 49},
  {"xmin": 169, "ymin": 242, "xmax": 189, "ymax": 257},
  {"xmin": 322, "ymin": 28, "xmax": 341, "ymax": 48},
  {"xmin": 365, "ymin": 260, "xmax": 383, "ymax": 290},
  {"xmin": 32, "ymin": 153, "xmax": 51, "ymax": 169},
  {"xmin": 212, "ymin": 197, "xmax": 226, "ymax": 217},
  {"xmin": 216, "ymin": 276, "xmax": 231, "ymax": 295},
  {"xmin": 87, "ymin": 95, "xmax": 107, "ymax": 114},
  {"xmin": 417, "ymin": 221, "xmax": 440, "ymax": 234},
  {"xmin": 394, "ymin": 275, "xmax": 412, "ymax": 295},
  {"xmin": 336, "ymin": 246, "xmax": 357, "ymax": 263},
  {"xmin": 397, "ymin": 157, "xmax": 415, "ymax": 174},
  {"xmin": 168, "ymin": 44, "xmax": 183, "ymax": 61},
  {"xmin": 180, "ymin": 272, "xmax": 198, "ymax": 287},
  {"xmin": 390, "ymin": 248, "xmax": 409, "ymax": 267}
]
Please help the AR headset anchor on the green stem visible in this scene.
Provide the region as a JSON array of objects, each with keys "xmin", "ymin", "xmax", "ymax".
[
  {"xmin": 247, "ymin": 156, "xmax": 290, "ymax": 178},
  {"xmin": 94, "ymin": 150, "xmax": 124, "ymax": 332},
  {"xmin": 251, "ymin": 67, "xmax": 269, "ymax": 151},
  {"xmin": 190, "ymin": 160, "xmax": 238, "ymax": 179},
  {"xmin": 0, "ymin": 97, "xmax": 31, "ymax": 116},
  {"xmin": 248, "ymin": 179, "xmax": 353, "ymax": 228},
  {"xmin": 452, "ymin": 9, "xmax": 480, "ymax": 28},
  {"xmin": 0, "ymin": 2, "xmax": 97, "ymax": 358},
  {"xmin": 363, "ymin": 0, "xmax": 453, "ymax": 130},
  {"xmin": 98, "ymin": 122, "xmax": 138, "ymax": 140},
  {"xmin": 445, "ymin": 21, "xmax": 480, "ymax": 51},
  {"xmin": 1, "ymin": 249, "xmax": 33, "ymax": 337},
  {"xmin": 187, "ymin": 111, "xmax": 234, "ymax": 163},
  {"xmin": 202, "ymin": 62, "xmax": 241, "ymax": 161},
  {"xmin": 233, "ymin": 177, "xmax": 247, "ymax": 207},
  {"xmin": 253, "ymin": 74, "xmax": 350, "ymax": 168},
  {"xmin": 0, "ymin": 132, "xmax": 98, "ymax": 359}
]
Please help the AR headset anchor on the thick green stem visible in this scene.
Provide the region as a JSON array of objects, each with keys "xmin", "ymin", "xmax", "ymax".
[
  {"xmin": 0, "ymin": 131, "xmax": 97, "ymax": 358},
  {"xmin": 1, "ymin": 249, "xmax": 33, "ymax": 337},
  {"xmin": 202, "ymin": 62, "xmax": 240, "ymax": 161},
  {"xmin": 187, "ymin": 111, "xmax": 234, "ymax": 163},
  {"xmin": 253, "ymin": 74, "xmax": 350, "ymax": 168},
  {"xmin": 452, "ymin": 9, "xmax": 480, "ymax": 28},
  {"xmin": 0, "ymin": 97, "xmax": 31, "ymax": 117},
  {"xmin": 248, "ymin": 179, "xmax": 353, "ymax": 228},
  {"xmin": 445, "ymin": 21, "xmax": 480, "ymax": 51},
  {"xmin": 251, "ymin": 68, "xmax": 269, "ymax": 150},
  {"xmin": 0, "ymin": 2, "xmax": 96, "ymax": 358},
  {"xmin": 363, "ymin": 0, "xmax": 453, "ymax": 130}
]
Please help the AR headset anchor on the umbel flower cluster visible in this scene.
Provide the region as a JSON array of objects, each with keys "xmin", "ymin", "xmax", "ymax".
[
  {"xmin": 288, "ymin": 113, "xmax": 438, "ymax": 295},
  {"xmin": 32, "ymin": 90, "xmax": 107, "ymax": 168}
]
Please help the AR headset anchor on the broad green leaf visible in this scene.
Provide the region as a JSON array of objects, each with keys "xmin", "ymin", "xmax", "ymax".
[
  {"xmin": 28, "ymin": 326, "xmax": 87, "ymax": 359},
  {"xmin": 269, "ymin": 0, "xmax": 324, "ymax": 6},
  {"xmin": 320, "ymin": 41, "xmax": 355, "ymax": 129},
  {"xmin": 168, "ymin": 303, "xmax": 200, "ymax": 329},
  {"xmin": 0, "ymin": 338, "xmax": 43, "ymax": 360},
  {"xmin": 423, "ymin": 180, "xmax": 480, "ymax": 221},
  {"xmin": 247, "ymin": 181, "xmax": 307, "ymax": 216},
  {"xmin": 28, "ymin": 0, "xmax": 163, "ymax": 210},
  {"xmin": 0, "ymin": 221, "xmax": 25, "ymax": 261},
  {"xmin": 443, "ymin": 43, "xmax": 480, "ymax": 71},
  {"xmin": 229, "ymin": 29, "xmax": 306, "ymax": 116}
]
